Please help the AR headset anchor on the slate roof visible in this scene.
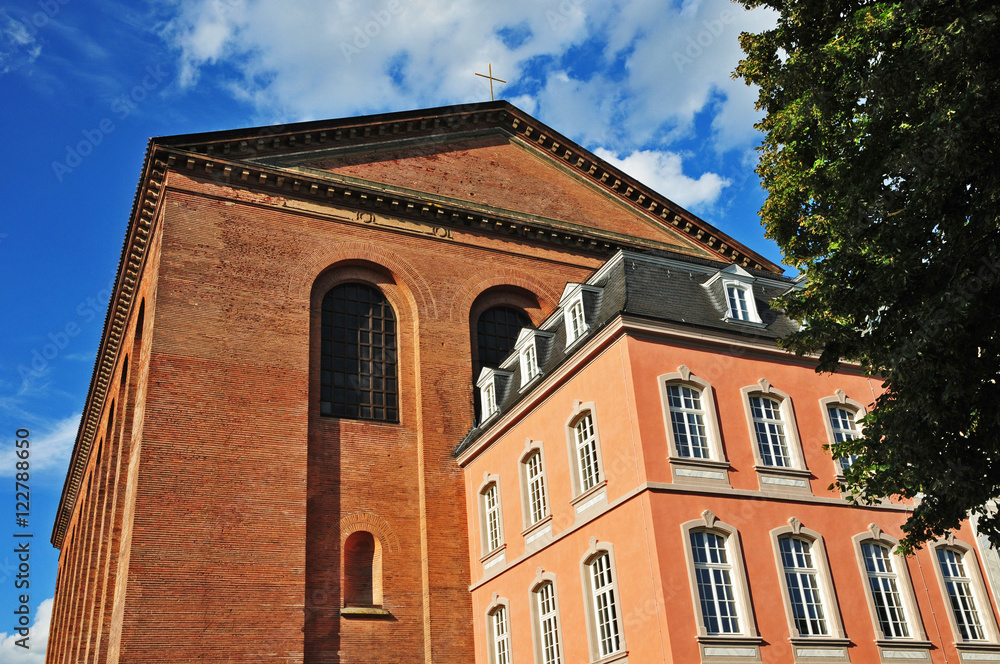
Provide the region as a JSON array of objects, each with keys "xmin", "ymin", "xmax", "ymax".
[{"xmin": 455, "ymin": 248, "xmax": 799, "ymax": 455}]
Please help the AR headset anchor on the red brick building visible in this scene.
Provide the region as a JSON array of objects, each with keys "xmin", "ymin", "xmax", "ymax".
[{"xmin": 46, "ymin": 102, "xmax": 1000, "ymax": 664}]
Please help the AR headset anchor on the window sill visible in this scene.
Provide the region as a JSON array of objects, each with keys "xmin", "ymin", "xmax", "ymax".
[
  {"xmin": 697, "ymin": 635, "xmax": 763, "ymax": 661},
  {"xmin": 955, "ymin": 641, "xmax": 1000, "ymax": 653},
  {"xmin": 570, "ymin": 480, "xmax": 608, "ymax": 514},
  {"xmin": 341, "ymin": 606, "xmax": 392, "ymax": 618},
  {"xmin": 670, "ymin": 457, "xmax": 731, "ymax": 485},
  {"xmin": 519, "ymin": 371, "xmax": 542, "ymax": 392},
  {"xmin": 590, "ymin": 650, "xmax": 628, "ymax": 664},
  {"xmin": 875, "ymin": 638, "xmax": 933, "ymax": 649},
  {"xmin": 788, "ymin": 637, "xmax": 851, "ymax": 662},
  {"xmin": 722, "ymin": 316, "xmax": 767, "ymax": 329},
  {"xmin": 521, "ymin": 514, "xmax": 553, "ymax": 541},
  {"xmin": 788, "ymin": 637, "xmax": 851, "ymax": 647},
  {"xmin": 755, "ymin": 465, "xmax": 812, "ymax": 494},
  {"xmin": 479, "ymin": 543, "xmax": 506, "ymax": 565}
]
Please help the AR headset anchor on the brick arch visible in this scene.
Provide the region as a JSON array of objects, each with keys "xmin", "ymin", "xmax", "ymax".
[
  {"xmin": 450, "ymin": 270, "xmax": 562, "ymax": 325},
  {"xmin": 339, "ymin": 512, "xmax": 401, "ymax": 554},
  {"xmin": 291, "ymin": 240, "xmax": 437, "ymax": 319}
]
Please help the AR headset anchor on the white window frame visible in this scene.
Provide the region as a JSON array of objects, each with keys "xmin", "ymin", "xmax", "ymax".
[
  {"xmin": 819, "ymin": 391, "xmax": 867, "ymax": 479},
  {"xmin": 564, "ymin": 403, "xmax": 607, "ymax": 499},
  {"xmin": 481, "ymin": 481, "xmax": 503, "ymax": 554},
  {"xmin": 741, "ymin": 380, "xmax": 811, "ymax": 495},
  {"xmin": 851, "ymin": 526, "xmax": 928, "ymax": 647},
  {"xmin": 929, "ymin": 536, "xmax": 1000, "ymax": 648},
  {"xmin": 530, "ymin": 571, "xmax": 564, "ymax": 664},
  {"xmin": 520, "ymin": 444, "xmax": 550, "ymax": 528},
  {"xmin": 580, "ymin": 540, "xmax": 626, "ymax": 662},
  {"xmin": 478, "ymin": 474, "xmax": 506, "ymax": 566},
  {"xmin": 487, "ymin": 596, "xmax": 513, "ymax": 664},
  {"xmin": 659, "ymin": 366, "xmax": 731, "ymax": 487},
  {"xmin": 680, "ymin": 510, "xmax": 760, "ymax": 650},
  {"xmin": 770, "ymin": 519, "xmax": 850, "ymax": 661},
  {"xmin": 727, "ymin": 283, "xmax": 752, "ymax": 321}
]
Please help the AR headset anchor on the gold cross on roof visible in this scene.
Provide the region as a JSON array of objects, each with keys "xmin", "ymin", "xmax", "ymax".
[{"xmin": 475, "ymin": 63, "xmax": 506, "ymax": 101}]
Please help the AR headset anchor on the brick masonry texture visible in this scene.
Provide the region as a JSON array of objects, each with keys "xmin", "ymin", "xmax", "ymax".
[{"xmin": 47, "ymin": 132, "xmax": 625, "ymax": 663}]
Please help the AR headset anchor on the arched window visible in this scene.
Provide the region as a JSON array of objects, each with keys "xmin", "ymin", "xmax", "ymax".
[
  {"xmin": 477, "ymin": 306, "xmax": 530, "ymax": 370},
  {"xmin": 320, "ymin": 283, "xmax": 398, "ymax": 422},
  {"xmin": 343, "ymin": 531, "xmax": 382, "ymax": 607},
  {"xmin": 581, "ymin": 545, "xmax": 624, "ymax": 659}
]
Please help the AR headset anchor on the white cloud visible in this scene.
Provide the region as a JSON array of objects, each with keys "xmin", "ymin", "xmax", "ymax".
[
  {"xmin": 0, "ymin": 598, "xmax": 52, "ymax": 664},
  {"xmin": 0, "ymin": 11, "xmax": 42, "ymax": 75},
  {"xmin": 0, "ymin": 414, "xmax": 79, "ymax": 477},
  {"xmin": 594, "ymin": 148, "xmax": 730, "ymax": 210},
  {"xmin": 155, "ymin": 0, "xmax": 775, "ymax": 156}
]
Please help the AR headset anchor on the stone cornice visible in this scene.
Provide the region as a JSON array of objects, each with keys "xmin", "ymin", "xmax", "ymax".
[{"xmin": 51, "ymin": 142, "xmax": 164, "ymax": 549}]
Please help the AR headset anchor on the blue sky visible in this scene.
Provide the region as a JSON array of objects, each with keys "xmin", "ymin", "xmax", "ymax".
[{"xmin": 0, "ymin": 0, "xmax": 778, "ymax": 658}]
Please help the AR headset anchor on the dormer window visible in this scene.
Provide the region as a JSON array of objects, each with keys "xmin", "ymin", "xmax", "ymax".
[
  {"xmin": 558, "ymin": 283, "xmax": 602, "ymax": 348},
  {"xmin": 703, "ymin": 264, "xmax": 764, "ymax": 326},
  {"xmin": 477, "ymin": 367, "xmax": 511, "ymax": 422},
  {"xmin": 513, "ymin": 328, "xmax": 554, "ymax": 389},
  {"xmin": 727, "ymin": 285, "xmax": 751, "ymax": 321}
]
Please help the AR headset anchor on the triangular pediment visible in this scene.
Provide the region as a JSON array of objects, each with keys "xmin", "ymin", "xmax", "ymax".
[{"xmin": 157, "ymin": 102, "xmax": 781, "ymax": 273}]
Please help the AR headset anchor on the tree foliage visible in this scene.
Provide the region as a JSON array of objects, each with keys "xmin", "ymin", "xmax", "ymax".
[{"xmin": 734, "ymin": 0, "xmax": 1000, "ymax": 551}]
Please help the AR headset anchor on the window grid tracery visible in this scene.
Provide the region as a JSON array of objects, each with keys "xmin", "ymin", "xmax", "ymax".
[
  {"xmin": 779, "ymin": 536, "xmax": 829, "ymax": 636},
  {"xmin": 525, "ymin": 451, "xmax": 548, "ymax": 525},
  {"xmin": 492, "ymin": 606, "xmax": 512, "ymax": 664},
  {"xmin": 691, "ymin": 530, "xmax": 740, "ymax": 634},
  {"xmin": 750, "ymin": 396, "xmax": 790, "ymax": 467},
  {"xmin": 574, "ymin": 414, "xmax": 600, "ymax": 492},
  {"xmin": 667, "ymin": 384, "xmax": 709, "ymax": 458},
  {"xmin": 938, "ymin": 547, "xmax": 986, "ymax": 640},
  {"xmin": 536, "ymin": 582, "xmax": 562, "ymax": 664},
  {"xmin": 590, "ymin": 553, "xmax": 622, "ymax": 657},
  {"xmin": 828, "ymin": 406, "xmax": 860, "ymax": 471},
  {"xmin": 861, "ymin": 542, "xmax": 910, "ymax": 638},
  {"xmin": 321, "ymin": 283, "xmax": 398, "ymax": 421}
]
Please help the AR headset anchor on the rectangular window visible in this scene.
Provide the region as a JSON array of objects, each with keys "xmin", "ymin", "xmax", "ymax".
[
  {"xmin": 750, "ymin": 396, "xmax": 791, "ymax": 467},
  {"xmin": 937, "ymin": 548, "xmax": 986, "ymax": 641},
  {"xmin": 521, "ymin": 343, "xmax": 540, "ymax": 382},
  {"xmin": 525, "ymin": 452, "xmax": 548, "ymax": 525},
  {"xmin": 727, "ymin": 285, "xmax": 750, "ymax": 321},
  {"xmin": 536, "ymin": 582, "xmax": 562, "ymax": 664},
  {"xmin": 574, "ymin": 414, "xmax": 601, "ymax": 492},
  {"xmin": 484, "ymin": 484, "xmax": 502, "ymax": 553},
  {"xmin": 590, "ymin": 553, "xmax": 622, "ymax": 657},
  {"xmin": 862, "ymin": 542, "xmax": 910, "ymax": 638},
  {"xmin": 667, "ymin": 385, "xmax": 709, "ymax": 458},
  {"xmin": 828, "ymin": 406, "xmax": 859, "ymax": 471},
  {"xmin": 492, "ymin": 606, "xmax": 512, "ymax": 664},
  {"xmin": 567, "ymin": 299, "xmax": 586, "ymax": 343},
  {"xmin": 691, "ymin": 531, "xmax": 740, "ymax": 634},
  {"xmin": 780, "ymin": 537, "xmax": 829, "ymax": 636},
  {"xmin": 483, "ymin": 382, "xmax": 497, "ymax": 419}
]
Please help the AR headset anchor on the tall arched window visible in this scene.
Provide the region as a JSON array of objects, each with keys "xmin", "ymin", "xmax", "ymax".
[
  {"xmin": 477, "ymin": 306, "xmax": 530, "ymax": 370},
  {"xmin": 320, "ymin": 283, "xmax": 398, "ymax": 422}
]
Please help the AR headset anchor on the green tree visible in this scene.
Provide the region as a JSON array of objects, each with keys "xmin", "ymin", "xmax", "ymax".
[{"xmin": 734, "ymin": 0, "xmax": 1000, "ymax": 551}]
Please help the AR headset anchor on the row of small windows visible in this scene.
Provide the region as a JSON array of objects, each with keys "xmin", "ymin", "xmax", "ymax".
[
  {"xmin": 488, "ymin": 549, "xmax": 622, "ymax": 664},
  {"xmin": 687, "ymin": 515, "xmax": 993, "ymax": 648},
  {"xmin": 663, "ymin": 369, "xmax": 863, "ymax": 474},
  {"xmin": 479, "ymin": 411, "xmax": 602, "ymax": 557}
]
